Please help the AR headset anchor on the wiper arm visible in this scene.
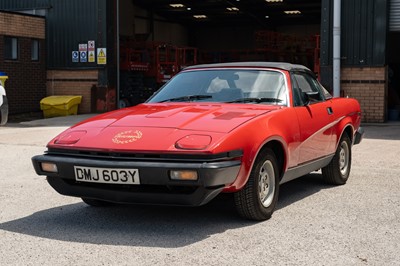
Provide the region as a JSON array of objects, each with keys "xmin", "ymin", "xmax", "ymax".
[
  {"xmin": 159, "ymin": 95, "xmax": 212, "ymax": 103},
  {"xmin": 227, "ymin": 97, "xmax": 283, "ymax": 103}
]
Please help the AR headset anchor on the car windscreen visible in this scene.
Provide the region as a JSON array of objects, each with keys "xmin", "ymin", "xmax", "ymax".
[{"xmin": 147, "ymin": 69, "xmax": 288, "ymax": 106}]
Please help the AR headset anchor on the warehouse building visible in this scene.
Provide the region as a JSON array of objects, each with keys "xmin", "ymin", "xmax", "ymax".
[{"xmin": 0, "ymin": 0, "xmax": 399, "ymax": 123}]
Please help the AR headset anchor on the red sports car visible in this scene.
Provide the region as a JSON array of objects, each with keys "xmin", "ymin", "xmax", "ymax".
[{"xmin": 32, "ymin": 62, "xmax": 364, "ymax": 221}]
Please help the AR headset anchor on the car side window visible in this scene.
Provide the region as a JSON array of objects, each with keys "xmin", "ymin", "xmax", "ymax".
[{"xmin": 292, "ymin": 73, "xmax": 325, "ymax": 104}]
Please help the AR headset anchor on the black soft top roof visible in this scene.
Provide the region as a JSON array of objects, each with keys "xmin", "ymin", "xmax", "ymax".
[{"xmin": 183, "ymin": 62, "xmax": 312, "ymax": 72}]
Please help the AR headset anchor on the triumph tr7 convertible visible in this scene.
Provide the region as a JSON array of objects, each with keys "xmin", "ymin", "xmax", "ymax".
[{"xmin": 32, "ymin": 62, "xmax": 364, "ymax": 220}]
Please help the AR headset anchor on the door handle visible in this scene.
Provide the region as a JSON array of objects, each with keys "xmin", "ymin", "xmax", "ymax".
[{"xmin": 327, "ymin": 107, "xmax": 333, "ymax": 115}]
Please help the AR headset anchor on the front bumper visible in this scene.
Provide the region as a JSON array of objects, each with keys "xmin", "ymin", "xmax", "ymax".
[
  {"xmin": 32, "ymin": 152, "xmax": 241, "ymax": 206},
  {"xmin": 354, "ymin": 126, "xmax": 364, "ymax": 145}
]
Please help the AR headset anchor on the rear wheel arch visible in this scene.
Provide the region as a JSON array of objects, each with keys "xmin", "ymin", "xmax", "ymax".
[
  {"xmin": 322, "ymin": 132, "xmax": 352, "ymax": 185},
  {"xmin": 338, "ymin": 124, "xmax": 354, "ymax": 146},
  {"xmin": 334, "ymin": 114, "xmax": 356, "ymax": 143}
]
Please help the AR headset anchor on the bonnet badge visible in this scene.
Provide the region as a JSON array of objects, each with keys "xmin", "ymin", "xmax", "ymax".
[{"xmin": 112, "ymin": 130, "xmax": 142, "ymax": 144}]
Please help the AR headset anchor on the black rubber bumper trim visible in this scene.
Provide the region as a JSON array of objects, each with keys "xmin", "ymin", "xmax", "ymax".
[
  {"xmin": 46, "ymin": 176, "xmax": 224, "ymax": 206},
  {"xmin": 354, "ymin": 127, "xmax": 364, "ymax": 145},
  {"xmin": 32, "ymin": 154, "xmax": 241, "ymax": 206}
]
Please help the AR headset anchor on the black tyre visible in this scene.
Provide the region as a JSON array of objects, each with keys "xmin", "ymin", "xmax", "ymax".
[
  {"xmin": 322, "ymin": 133, "xmax": 352, "ymax": 185},
  {"xmin": 81, "ymin": 197, "xmax": 113, "ymax": 207},
  {"xmin": 234, "ymin": 148, "xmax": 280, "ymax": 221}
]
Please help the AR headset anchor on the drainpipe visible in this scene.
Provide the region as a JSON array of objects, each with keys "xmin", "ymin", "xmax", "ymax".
[
  {"xmin": 333, "ymin": 0, "xmax": 341, "ymax": 97},
  {"xmin": 116, "ymin": 0, "xmax": 120, "ymax": 108}
]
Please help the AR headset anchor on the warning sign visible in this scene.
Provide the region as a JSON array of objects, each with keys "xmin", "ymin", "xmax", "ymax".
[
  {"xmin": 88, "ymin": 40, "xmax": 95, "ymax": 51},
  {"xmin": 88, "ymin": 51, "xmax": 95, "ymax": 63},
  {"xmin": 97, "ymin": 48, "xmax": 107, "ymax": 65}
]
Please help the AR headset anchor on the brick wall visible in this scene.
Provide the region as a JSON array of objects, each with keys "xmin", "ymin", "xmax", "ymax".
[
  {"xmin": 46, "ymin": 70, "xmax": 99, "ymax": 114},
  {"xmin": 341, "ymin": 67, "xmax": 386, "ymax": 123},
  {"xmin": 0, "ymin": 11, "xmax": 46, "ymax": 114},
  {"xmin": 0, "ymin": 12, "xmax": 45, "ymax": 38}
]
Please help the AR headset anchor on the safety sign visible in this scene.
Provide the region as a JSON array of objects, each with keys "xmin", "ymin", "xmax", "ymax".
[
  {"xmin": 88, "ymin": 41, "xmax": 95, "ymax": 51},
  {"xmin": 97, "ymin": 48, "xmax": 107, "ymax": 65},
  {"xmin": 72, "ymin": 51, "xmax": 79, "ymax": 62},
  {"xmin": 79, "ymin": 44, "xmax": 87, "ymax": 52},
  {"xmin": 80, "ymin": 51, "xmax": 87, "ymax": 62},
  {"xmin": 88, "ymin": 51, "xmax": 95, "ymax": 63}
]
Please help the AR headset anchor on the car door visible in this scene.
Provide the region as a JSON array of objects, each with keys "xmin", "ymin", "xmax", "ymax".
[{"xmin": 291, "ymin": 71, "xmax": 335, "ymax": 165}]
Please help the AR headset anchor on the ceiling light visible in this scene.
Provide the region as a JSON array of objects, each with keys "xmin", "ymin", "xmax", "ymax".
[
  {"xmin": 187, "ymin": 7, "xmax": 191, "ymax": 11},
  {"xmin": 284, "ymin": 10, "xmax": 301, "ymax": 15},
  {"xmin": 227, "ymin": 7, "xmax": 239, "ymax": 11},
  {"xmin": 265, "ymin": 15, "xmax": 270, "ymax": 19},
  {"xmin": 193, "ymin": 15, "xmax": 207, "ymax": 19},
  {"xmin": 169, "ymin": 4, "xmax": 185, "ymax": 8}
]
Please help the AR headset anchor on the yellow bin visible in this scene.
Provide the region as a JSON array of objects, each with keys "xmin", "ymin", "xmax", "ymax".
[
  {"xmin": 0, "ymin": 74, "xmax": 8, "ymax": 87},
  {"xmin": 40, "ymin": 95, "xmax": 82, "ymax": 118}
]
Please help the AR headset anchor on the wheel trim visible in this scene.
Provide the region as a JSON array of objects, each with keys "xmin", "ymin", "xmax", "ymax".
[
  {"xmin": 258, "ymin": 160, "xmax": 275, "ymax": 207},
  {"xmin": 339, "ymin": 140, "xmax": 350, "ymax": 176}
]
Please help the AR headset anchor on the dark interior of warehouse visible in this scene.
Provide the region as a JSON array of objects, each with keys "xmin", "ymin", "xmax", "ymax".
[{"xmin": 118, "ymin": 0, "xmax": 322, "ymax": 107}]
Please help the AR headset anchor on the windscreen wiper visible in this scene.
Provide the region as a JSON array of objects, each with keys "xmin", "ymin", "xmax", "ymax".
[
  {"xmin": 227, "ymin": 97, "xmax": 283, "ymax": 103},
  {"xmin": 159, "ymin": 95, "xmax": 212, "ymax": 103}
]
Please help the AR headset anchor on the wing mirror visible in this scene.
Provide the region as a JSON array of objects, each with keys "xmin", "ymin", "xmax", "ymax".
[{"xmin": 302, "ymin": 91, "xmax": 320, "ymax": 105}]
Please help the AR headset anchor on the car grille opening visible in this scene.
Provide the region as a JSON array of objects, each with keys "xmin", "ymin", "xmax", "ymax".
[{"xmin": 47, "ymin": 148, "xmax": 243, "ymax": 163}]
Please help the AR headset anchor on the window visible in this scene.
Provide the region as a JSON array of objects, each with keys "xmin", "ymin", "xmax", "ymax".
[
  {"xmin": 292, "ymin": 72, "xmax": 325, "ymax": 105},
  {"xmin": 148, "ymin": 69, "xmax": 288, "ymax": 106},
  {"xmin": 4, "ymin": 37, "xmax": 18, "ymax": 60},
  {"xmin": 19, "ymin": 9, "xmax": 47, "ymax": 16},
  {"xmin": 31, "ymin": 39, "xmax": 40, "ymax": 61}
]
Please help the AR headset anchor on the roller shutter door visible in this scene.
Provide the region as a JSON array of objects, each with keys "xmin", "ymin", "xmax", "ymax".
[{"xmin": 390, "ymin": 0, "xmax": 400, "ymax": 31}]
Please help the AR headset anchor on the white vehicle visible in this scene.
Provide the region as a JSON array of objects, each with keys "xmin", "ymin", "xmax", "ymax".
[{"xmin": 0, "ymin": 84, "xmax": 8, "ymax": 125}]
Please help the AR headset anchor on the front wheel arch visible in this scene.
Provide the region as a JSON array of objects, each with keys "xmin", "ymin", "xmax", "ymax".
[
  {"xmin": 225, "ymin": 138, "xmax": 286, "ymax": 193},
  {"xmin": 261, "ymin": 140, "xmax": 285, "ymax": 182},
  {"xmin": 234, "ymin": 148, "xmax": 280, "ymax": 220}
]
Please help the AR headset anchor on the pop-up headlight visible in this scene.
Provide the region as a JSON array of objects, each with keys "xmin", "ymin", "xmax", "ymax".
[
  {"xmin": 175, "ymin": 135, "xmax": 212, "ymax": 150},
  {"xmin": 54, "ymin": 130, "xmax": 87, "ymax": 145}
]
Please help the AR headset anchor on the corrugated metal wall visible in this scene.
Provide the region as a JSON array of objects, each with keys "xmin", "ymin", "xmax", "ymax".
[
  {"xmin": 0, "ymin": 0, "xmax": 110, "ymax": 69},
  {"xmin": 0, "ymin": 0, "xmax": 50, "ymax": 10},
  {"xmin": 390, "ymin": 0, "xmax": 400, "ymax": 31},
  {"xmin": 321, "ymin": 0, "xmax": 388, "ymax": 67},
  {"xmin": 320, "ymin": 0, "xmax": 388, "ymax": 91},
  {"xmin": 47, "ymin": 0, "xmax": 108, "ymax": 69}
]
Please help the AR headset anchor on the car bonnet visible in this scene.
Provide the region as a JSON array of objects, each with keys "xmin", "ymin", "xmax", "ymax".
[{"xmin": 47, "ymin": 103, "xmax": 279, "ymax": 152}]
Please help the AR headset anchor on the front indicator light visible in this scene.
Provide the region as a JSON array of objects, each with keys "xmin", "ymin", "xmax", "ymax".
[
  {"xmin": 41, "ymin": 162, "xmax": 58, "ymax": 173},
  {"xmin": 170, "ymin": 170, "xmax": 198, "ymax": 181}
]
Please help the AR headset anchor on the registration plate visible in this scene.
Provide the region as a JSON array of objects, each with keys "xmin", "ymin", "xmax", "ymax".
[{"xmin": 74, "ymin": 166, "xmax": 140, "ymax": 185}]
